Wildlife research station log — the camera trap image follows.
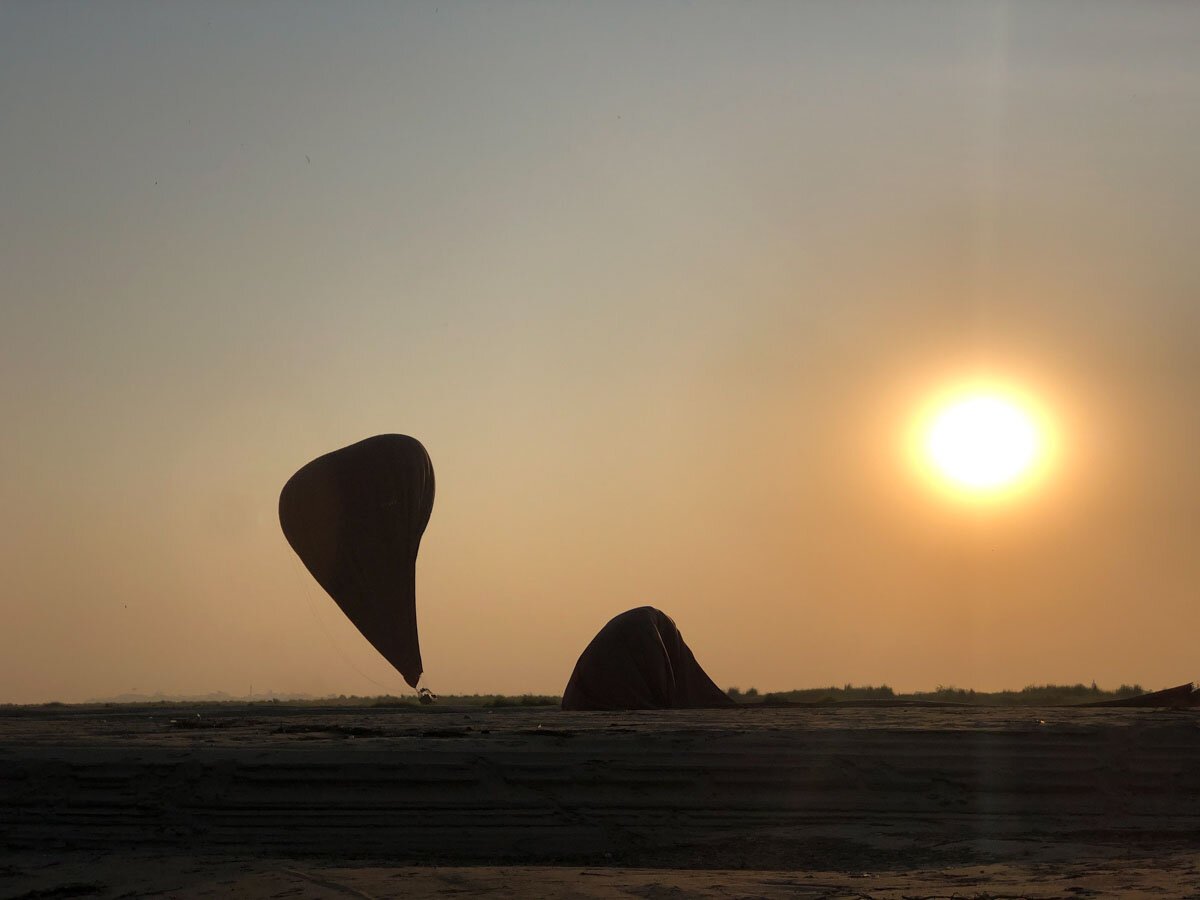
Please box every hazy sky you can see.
[3,2,1198,703]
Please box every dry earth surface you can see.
[2,704,1198,898]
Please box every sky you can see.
[2,2,1198,703]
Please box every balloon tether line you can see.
[289,560,401,696]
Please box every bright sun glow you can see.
[924,394,1042,493]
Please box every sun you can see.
[917,390,1049,496]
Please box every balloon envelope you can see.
[279,434,434,688]
[562,607,735,711]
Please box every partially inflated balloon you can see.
[562,607,734,711]
[279,435,434,688]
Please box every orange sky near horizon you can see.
[2,2,1199,703]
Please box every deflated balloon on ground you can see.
[562,607,734,711]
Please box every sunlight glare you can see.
[923,394,1043,494]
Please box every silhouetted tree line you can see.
[725,682,1147,706]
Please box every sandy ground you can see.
[2,704,1199,897]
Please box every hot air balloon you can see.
[279,434,434,688]
[562,607,734,711]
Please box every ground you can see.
[2,704,1198,897]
